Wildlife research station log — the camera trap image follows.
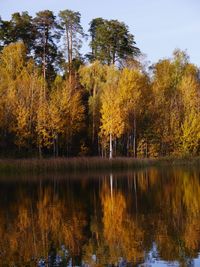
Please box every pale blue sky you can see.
[1,0,200,65]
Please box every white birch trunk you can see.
[109,133,113,159]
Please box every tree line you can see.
[0,9,199,158]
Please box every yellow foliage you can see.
[100,67,124,140]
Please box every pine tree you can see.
[88,18,140,65]
[59,9,85,81]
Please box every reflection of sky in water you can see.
[194,255,200,267]
[139,242,180,266]
[140,258,200,266]
[140,243,200,267]
[81,243,200,267]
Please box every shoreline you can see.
[0,156,199,174]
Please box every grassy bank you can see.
[0,156,200,175]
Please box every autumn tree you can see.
[11,62,43,150]
[179,66,200,154]
[151,50,189,156]
[35,92,50,157]
[119,68,150,157]
[0,42,45,154]
[0,42,27,150]
[100,67,124,158]
[48,80,85,156]
[79,61,107,153]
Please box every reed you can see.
[0,156,199,175]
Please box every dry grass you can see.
[0,156,199,175]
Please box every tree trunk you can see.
[145,138,148,158]
[133,114,137,158]
[109,133,113,159]
[39,144,42,158]
[127,134,130,157]
[53,137,56,157]
[43,28,48,97]
[56,135,59,157]
[66,27,72,83]
[69,26,73,84]
[114,138,117,157]
[92,95,96,145]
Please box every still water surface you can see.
[0,167,200,266]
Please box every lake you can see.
[0,166,200,266]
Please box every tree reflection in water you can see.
[0,167,199,266]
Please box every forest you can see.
[0,9,200,158]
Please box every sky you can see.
[0,0,200,66]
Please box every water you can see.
[0,166,200,266]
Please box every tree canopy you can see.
[88,18,140,65]
[0,9,199,158]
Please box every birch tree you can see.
[119,68,149,157]
[100,67,124,158]
[79,61,107,153]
